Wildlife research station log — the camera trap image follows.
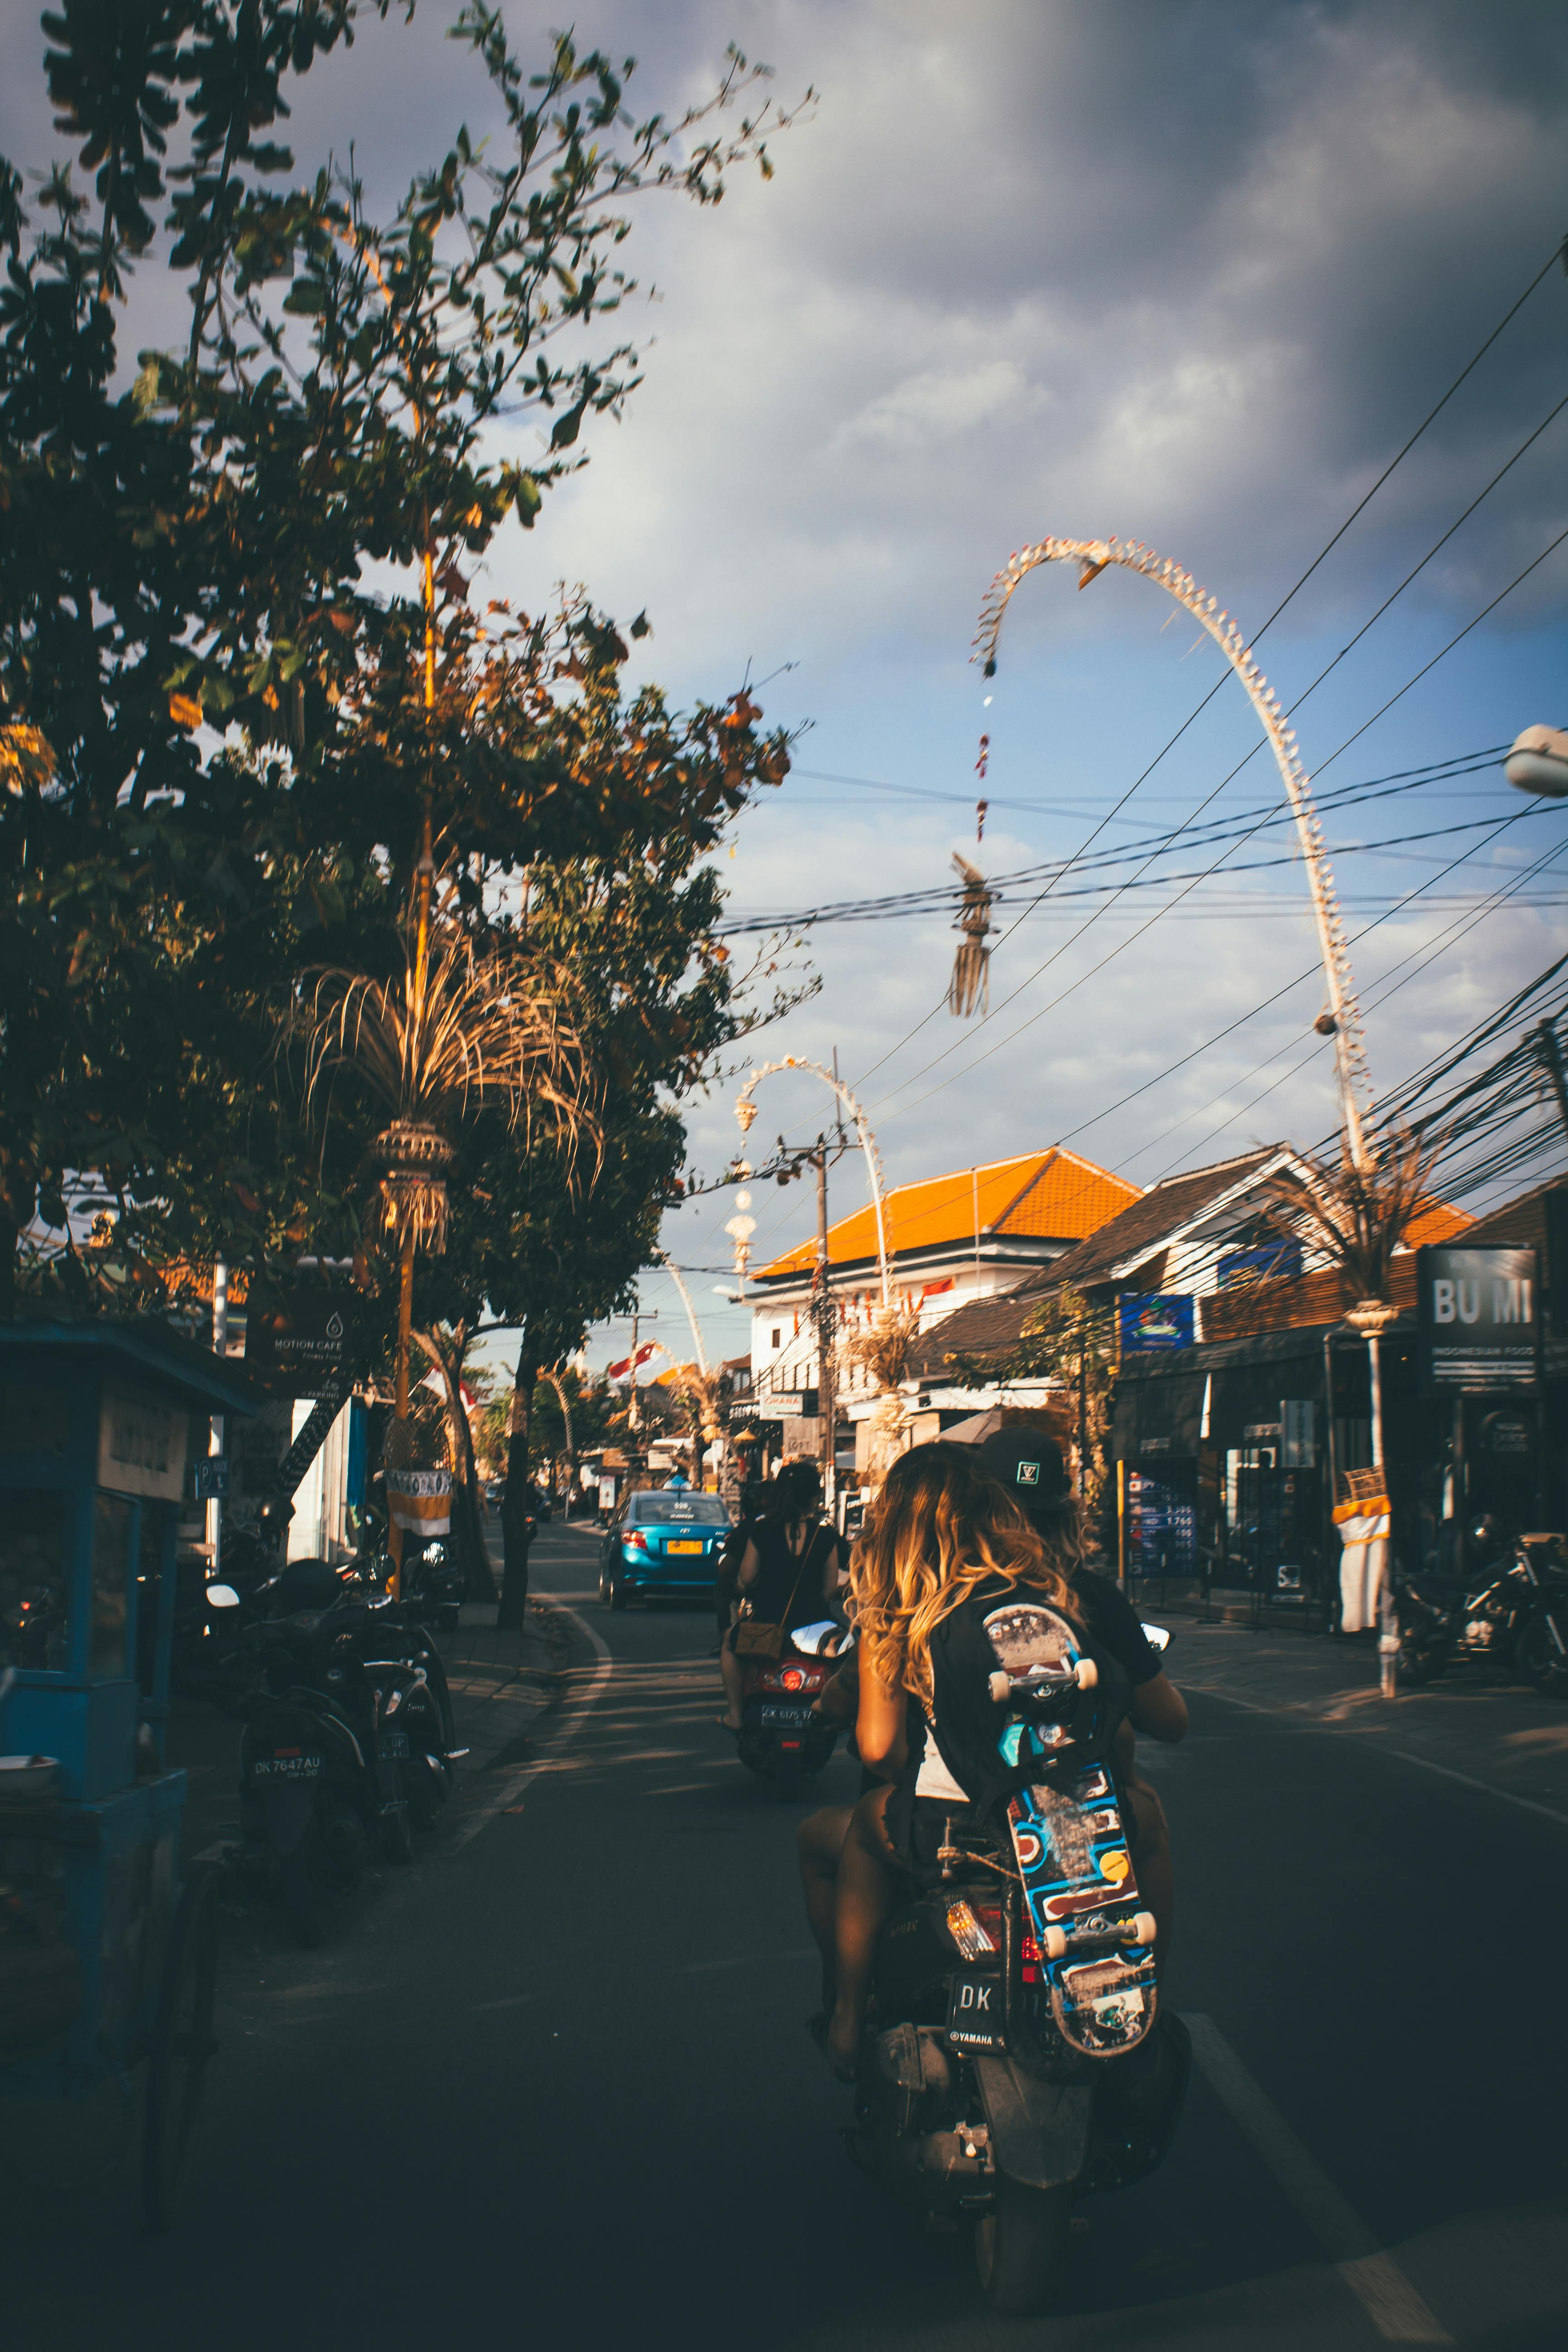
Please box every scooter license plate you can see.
[250,1753,322,1781]
[946,1971,1002,2050]
[760,1702,812,1726]
[380,1730,410,1759]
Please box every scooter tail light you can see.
[780,1666,804,1691]
[946,1901,996,1960]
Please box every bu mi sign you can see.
[1416,1245,1540,1389]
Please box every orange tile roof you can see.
[756,1149,1142,1281]
[1402,1197,1473,1249]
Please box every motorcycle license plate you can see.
[760,1702,812,1726]
[380,1730,410,1759]
[250,1753,322,1781]
[946,1971,1002,2050]
[667,1539,705,1554]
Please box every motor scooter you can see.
[843,1621,1188,2315]
[1396,1520,1568,1695]
[736,1621,846,1795]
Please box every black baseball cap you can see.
[974,1426,1071,1529]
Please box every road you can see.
[7,1519,1567,2349]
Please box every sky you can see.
[4,1,1566,1386]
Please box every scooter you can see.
[843,1622,1189,2315]
[736,1621,846,1795]
[233,1586,461,1943]
[1396,1521,1568,1695]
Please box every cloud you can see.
[4,0,1565,1322]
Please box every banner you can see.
[1118,1294,1195,1355]
[1416,1245,1539,1390]
[387,1467,452,1537]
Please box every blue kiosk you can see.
[0,1320,258,2228]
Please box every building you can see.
[745,1147,1141,1440]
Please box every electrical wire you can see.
[846,241,1568,1093]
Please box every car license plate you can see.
[667,1539,705,1554]
[250,1753,322,1781]
[380,1729,410,1759]
[946,1971,1001,2050]
[760,1702,812,1726]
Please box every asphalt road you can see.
[7,1520,1567,2349]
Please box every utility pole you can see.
[813,1137,836,1503]
[627,1303,640,1443]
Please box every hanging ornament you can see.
[949,853,995,1019]
[975,797,988,843]
[975,732,989,781]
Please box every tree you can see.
[943,1284,1117,1512]
[2,6,804,1314]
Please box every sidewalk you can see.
[170,1593,572,1866]
[441,1598,571,1777]
[1161,1611,1568,1822]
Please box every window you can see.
[627,1492,730,1525]
[770,1327,781,1350]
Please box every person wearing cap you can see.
[814,1436,1186,2078]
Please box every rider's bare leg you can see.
[827,1782,897,2073]
[797,1804,852,2009]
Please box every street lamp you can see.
[1505,725,1568,797]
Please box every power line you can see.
[864,521,1568,1125]
[848,241,1568,1093]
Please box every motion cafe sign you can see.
[1416,1245,1539,1390]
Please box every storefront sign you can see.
[245,1292,353,1395]
[1217,1242,1301,1289]
[1417,1245,1539,1390]
[1125,1466,1196,1578]
[1118,1294,1195,1355]
[98,1383,187,1501]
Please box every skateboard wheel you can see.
[988,1670,1011,1705]
[1043,1926,1068,1960]
[1131,1911,1157,1945]
[1073,1657,1098,1690]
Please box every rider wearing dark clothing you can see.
[715,1478,770,1642]
[745,1518,849,1632]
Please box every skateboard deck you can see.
[983,1601,1158,2058]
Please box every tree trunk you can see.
[412,1328,497,1604]
[498,1334,538,1629]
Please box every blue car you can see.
[598,1487,733,1608]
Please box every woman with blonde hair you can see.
[822,1439,1185,2078]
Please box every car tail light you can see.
[623,1529,647,1552]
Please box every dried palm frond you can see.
[949,853,995,1018]
[1262,1127,1443,1313]
[293,914,598,1254]
[845,1299,922,1397]
[671,1361,724,1448]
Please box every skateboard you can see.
[982,1601,1158,2058]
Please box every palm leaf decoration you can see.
[1262,1128,1441,1319]
[295,912,598,1259]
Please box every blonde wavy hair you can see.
[850,1441,1078,1710]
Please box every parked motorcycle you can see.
[736,1621,846,1795]
[235,1585,462,1942]
[843,1622,1189,2315]
[398,1537,467,1632]
[1397,1523,1568,1695]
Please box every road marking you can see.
[1185,2014,1451,2344]
[450,1599,613,1850]
[1187,1683,1568,1831]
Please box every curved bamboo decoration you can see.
[735,1058,892,1305]
[974,535,1373,1168]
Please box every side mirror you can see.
[206,1583,241,1610]
[789,1620,838,1656]
[1140,1622,1172,1654]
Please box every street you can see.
[6,1519,1567,2349]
